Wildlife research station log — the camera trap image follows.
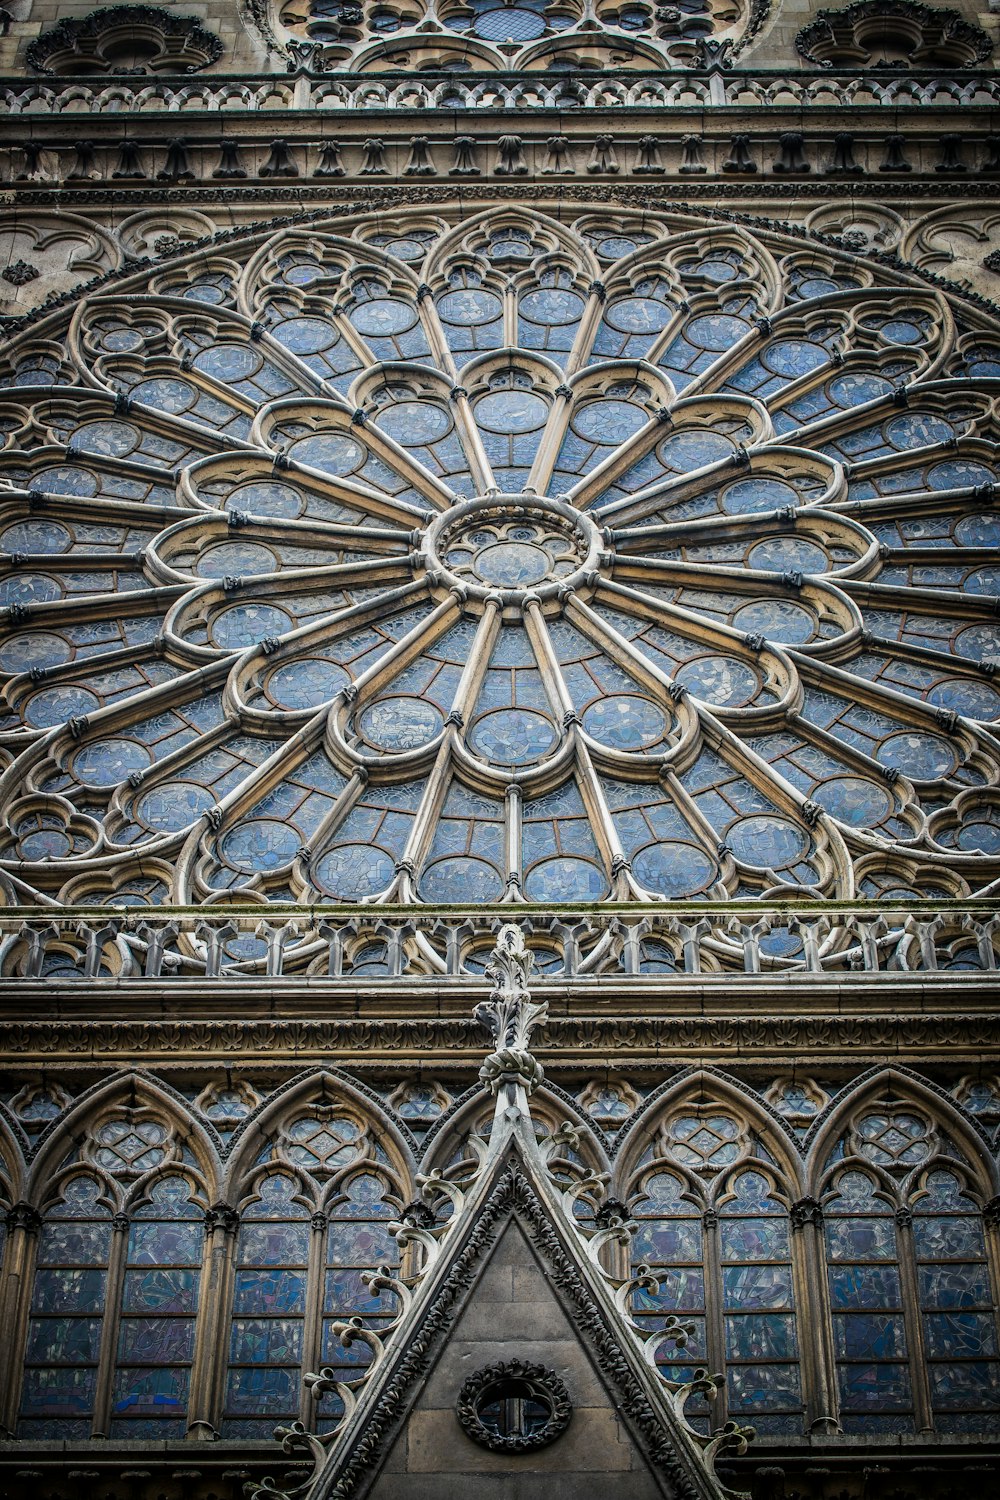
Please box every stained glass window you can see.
[3,208,999,922]
[823,1106,1000,1433]
[628,1110,802,1434]
[222,1098,404,1434]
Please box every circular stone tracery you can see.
[424,493,601,608]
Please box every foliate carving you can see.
[1,259,40,288]
[790,1196,824,1230]
[795,1,994,69]
[6,1201,42,1235]
[26,7,224,76]
[475,925,547,1096]
[456,1362,572,1453]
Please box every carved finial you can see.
[475,923,547,1096]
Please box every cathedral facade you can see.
[0,1,998,1497]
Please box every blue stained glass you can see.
[118,1317,194,1363]
[350,300,418,336]
[674,656,760,708]
[32,1268,106,1313]
[238,1221,310,1265]
[72,736,153,785]
[475,540,551,585]
[725,1314,797,1360]
[632,1268,705,1311]
[731,599,815,643]
[918,1263,992,1309]
[470,708,556,765]
[727,814,809,868]
[723,1264,794,1309]
[835,1313,906,1359]
[582,695,668,750]
[38,1219,112,1265]
[721,478,802,515]
[727,1363,801,1407]
[572,401,647,443]
[324,1269,399,1316]
[225,1365,300,1414]
[26,1317,102,1362]
[829,1264,901,1309]
[437,289,503,326]
[234,1269,308,1315]
[229,1318,303,1363]
[813,776,892,827]
[875,730,957,780]
[912,1215,985,1259]
[924,1312,998,1359]
[220,818,301,871]
[358,697,444,751]
[721,1218,790,1260]
[327,1221,399,1265]
[314,843,396,899]
[685,314,752,351]
[928,1360,1000,1406]
[419,855,503,903]
[632,841,717,898]
[20,1367,97,1415]
[122,1269,198,1314]
[825,1218,896,1260]
[523,855,610,902]
[112,1365,188,1416]
[193,344,261,381]
[475,391,548,433]
[604,298,673,334]
[839,1362,911,1408]
[128,1220,201,1265]
[632,1220,703,1261]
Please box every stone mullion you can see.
[186,1205,239,1439]
[703,1206,730,1427]
[0,1204,41,1435]
[501,287,518,349]
[562,282,607,379]
[417,293,459,384]
[565,417,666,511]
[895,1205,934,1433]
[300,1210,328,1423]
[790,1197,840,1435]
[92,1212,130,1439]
[504,782,523,901]
[448,388,494,496]
[981,1197,1000,1374]
[525,386,572,497]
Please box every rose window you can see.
[0,207,999,919]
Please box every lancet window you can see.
[821,1099,1000,1433]
[17,1104,207,1440]
[625,1104,803,1435]
[222,1092,407,1436]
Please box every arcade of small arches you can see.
[1,205,1000,921]
[0,1065,997,1443]
[271,0,748,72]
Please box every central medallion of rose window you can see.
[424,493,601,608]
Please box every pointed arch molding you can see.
[312,1157,717,1500]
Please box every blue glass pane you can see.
[225,1365,300,1415]
[912,1216,985,1259]
[20,1367,97,1416]
[632,1269,705,1312]
[835,1313,907,1359]
[230,1318,303,1363]
[727,1363,801,1409]
[233,1268,308,1315]
[838,1362,912,1410]
[632,1221,702,1261]
[38,1221,112,1265]
[723,1265,793,1309]
[929,1360,1000,1407]
[324,1269,399,1316]
[327,1222,399,1265]
[720,1218,790,1260]
[725,1313,797,1359]
[26,1317,102,1362]
[919,1263,993,1309]
[121,1268,199,1314]
[924,1312,998,1359]
[128,1221,202,1265]
[238,1222,311,1265]
[112,1365,189,1417]
[825,1218,896,1260]
[118,1317,195,1362]
[32,1268,106,1313]
[829,1265,901,1309]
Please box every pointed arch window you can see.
[627,1107,803,1434]
[222,1101,406,1438]
[822,1103,1000,1432]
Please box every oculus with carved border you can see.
[795,1,994,69]
[456,1359,573,1451]
[26,6,224,77]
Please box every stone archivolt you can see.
[25,7,225,78]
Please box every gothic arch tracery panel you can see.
[2,204,1000,963]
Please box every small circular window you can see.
[456,1361,572,1453]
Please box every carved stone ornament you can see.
[456,1360,573,1453]
[475,924,548,1095]
[795,1,994,69]
[26,6,224,76]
